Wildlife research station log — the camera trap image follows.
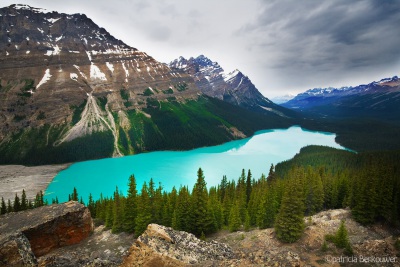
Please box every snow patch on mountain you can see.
[90,63,107,81]
[36,69,51,89]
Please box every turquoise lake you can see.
[44,126,348,203]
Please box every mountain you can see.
[169,55,294,117]
[282,76,400,122]
[0,4,293,165]
[270,94,295,104]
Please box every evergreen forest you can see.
[3,146,399,243]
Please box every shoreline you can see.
[0,163,70,202]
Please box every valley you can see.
[0,3,400,267]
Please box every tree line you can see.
[1,190,47,214]
[2,146,399,244]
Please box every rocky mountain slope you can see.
[282,76,400,123]
[0,4,293,165]
[169,55,294,117]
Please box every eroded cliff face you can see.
[0,4,199,160]
[0,201,93,267]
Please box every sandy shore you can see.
[0,164,70,202]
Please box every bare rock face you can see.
[121,224,234,266]
[0,201,93,266]
[0,233,37,267]
[0,4,199,163]
[169,55,292,117]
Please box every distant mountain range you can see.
[270,94,295,104]
[0,4,294,165]
[169,55,294,117]
[281,76,400,123]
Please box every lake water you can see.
[44,126,348,203]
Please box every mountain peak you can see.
[5,4,48,14]
[169,55,291,116]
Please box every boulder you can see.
[0,201,93,266]
[121,224,234,266]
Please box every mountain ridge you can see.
[169,55,295,118]
[0,4,294,165]
[282,76,399,109]
[281,76,400,123]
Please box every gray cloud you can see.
[240,0,400,86]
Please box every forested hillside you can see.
[19,145,394,243]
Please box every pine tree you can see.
[13,193,21,212]
[274,178,305,243]
[124,174,137,233]
[152,183,164,224]
[244,210,251,231]
[112,187,124,233]
[257,186,278,229]
[72,187,78,201]
[191,168,214,236]
[105,200,114,228]
[246,170,252,204]
[228,201,241,232]
[304,167,324,215]
[1,197,6,215]
[267,164,276,184]
[173,186,192,232]
[219,175,228,202]
[329,220,353,255]
[88,193,96,217]
[21,189,28,211]
[135,182,152,237]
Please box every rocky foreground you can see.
[1,203,399,267]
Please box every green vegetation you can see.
[325,220,353,255]
[0,96,294,165]
[1,190,47,215]
[120,89,130,101]
[13,114,26,122]
[143,88,154,96]
[71,100,87,126]
[299,117,400,152]
[97,96,108,111]
[274,175,305,243]
[17,79,35,98]
[0,125,114,165]
[174,82,188,92]
[163,88,174,94]
[120,89,132,108]
[36,111,46,120]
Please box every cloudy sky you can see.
[2,0,400,97]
